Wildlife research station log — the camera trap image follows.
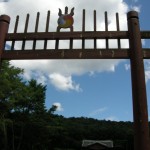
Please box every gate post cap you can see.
[0,15,10,23]
[127,11,139,20]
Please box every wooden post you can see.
[0,15,10,68]
[127,11,150,150]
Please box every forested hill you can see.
[1,111,135,150]
[0,61,139,150]
[48,115,134,149]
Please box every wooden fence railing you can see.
[1,10,150,60]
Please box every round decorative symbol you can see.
[58,15,74,28]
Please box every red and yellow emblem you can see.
[57,7,74,32]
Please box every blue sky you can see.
[1,0,150,121]
[45,60,133,121]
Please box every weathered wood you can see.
[6,31,128,40]
[11,15,19,50]
[116,13,121,49]
[33,12,40,50]
[105,12,109,49]
[2,49,129,59]
[94,10,97,49]
[44,11,50,49]
[128,11,150,150]
[82,9,85,49]
[22,14,30,50]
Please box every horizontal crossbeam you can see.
[6,31,128,40]
[141,31,150,39]
[5,31,150,41]
[2,49,150,60]
[2,49,129,59]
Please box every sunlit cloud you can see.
[105,116,119,121]
[124,64,130,71]
[53,102,64,112]
[49,73,82,92]
[130,5,141,12]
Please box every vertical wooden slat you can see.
[14,15,19,33]
[11,15,19,50]
[105,11,108,31]
[116,13,120,31]
[55,6,61,49]
[94,10,97,31]
[24,14,29,33]
[22,14,30,50]
[55,38,59,50]
[65,6,68,14]
[55,34,59,50]
[69,8,73,49]
[82,9,85,49]
[69,37,73,49]
[45,11,50,32]
[116,13,121,49]
[105,11,109,49]
[33,12,40,50]
[82,9,85,32]
[35,12,40,32]
[44,11,50,50]
[55,8,59,49]
[94,10,97,49]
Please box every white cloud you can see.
[2,0,131,91]
[105,116,119,121]
[124,64,130,71]
[11,59,123,91]
[144,60,150,83]
[130,5,141,12]
[89,71,95,77]
[20,69,48,85]
[11,59,122,76]
[36,75,47,85]
[89,107,108,117]
[142,39,146,47]
[49,73,81,92]
[145,71,150,83]
[53,102,64,112]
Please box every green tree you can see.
[13,79,46,114]
[0,61,49,150]
[0,61,24,114]
[0,61,25,150]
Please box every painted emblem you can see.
[57,7,74,32]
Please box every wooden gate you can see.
[0,8,150,150]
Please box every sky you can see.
[1,0,150,121]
